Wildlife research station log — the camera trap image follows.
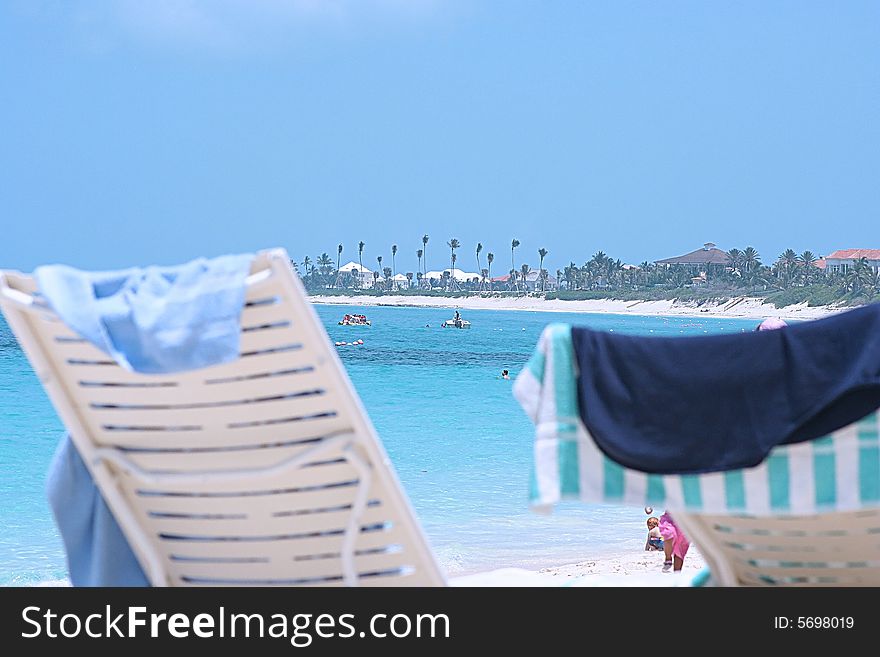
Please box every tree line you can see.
[292,240,880,305]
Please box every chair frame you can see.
[0,249,445,586]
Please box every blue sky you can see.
[0,1,877,274]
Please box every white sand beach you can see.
[311,294,845,322]
[449,548,707,586]
[538,546,705,580]
[38,550,706,587]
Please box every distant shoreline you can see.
[310,294,846,322]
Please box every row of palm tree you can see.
[304,237,551,293]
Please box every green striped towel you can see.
[513,323,880,516]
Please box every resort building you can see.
[823,249,880,275]
[522,270,558,291]
[391,273,411,289]
[489,271,557,291]
[655,242,730,269]
[424,268,482,286]
[337,261,374,288]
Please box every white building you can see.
[824,249,880,275]
[423,268,482,286]
[391,273,411,289]
[337,261,374,288]
[522,270,558,291]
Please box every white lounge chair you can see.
[0,249,445,586]
[516,323,880,586]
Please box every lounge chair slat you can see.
[114,460,363,489]
[168,550,417,584]
[718,532,879,548]
[142,502,392,536]
[137,483,361,515]
[83,390,344,429]
[56,343,325,383]
[239,300,292,328]
[177,571,422,587]
[723,543,880,561]
[735,564,878,583]
[154,524,413,561]
[90,414,351,449]
[73,368,326,406]
[45,326,312,363]
[706,511,880,532]
[114,444,362,474]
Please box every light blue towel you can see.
[37,253,254,586]
[46,438,150,586]
[35,254,254,374]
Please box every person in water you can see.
[501,369,510,380]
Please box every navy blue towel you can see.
[570,304,880,475]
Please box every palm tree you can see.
[302,255,312,280]
[537,247,548,292]
[487,252,494,291]
[406,272,413,289]
[511,239,521,291]
[358,241,365,281]
[475,242,483,286]
[447,238,460,290]
[798,250,817,285]
[520,263,531,291]
[867,268,880,297]
[742,246,759,273]
[639,261,651,286]
[845,257,871,293]
[416,248,423,281]
[564,262,578,290]
[777,248,799,288]
[391,244,398,282]
[383,267,392,290]
[336,243,343,287]
[726,248,743,274]
[317,252,333,288]
[376,255,383,279]
[798,250,817,267]
[422,234,429,277]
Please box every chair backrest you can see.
[0,249,445,586]
[672,509,880,586]
[518,322,880,586]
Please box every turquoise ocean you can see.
[0,304,760,585]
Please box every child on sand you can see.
[645,517,664,551]
[658,510,690,572]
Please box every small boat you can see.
[441,313,471,329]
[338,314,371,326]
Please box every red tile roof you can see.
[814,258,826,270]
[825,249,880,261]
